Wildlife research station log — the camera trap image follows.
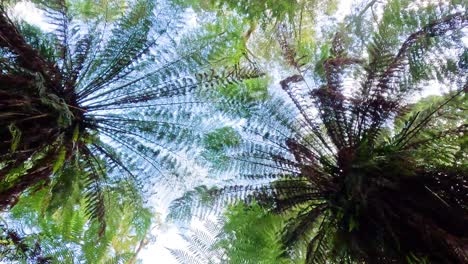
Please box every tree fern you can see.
[177,1,467,263]
[3,164,154,263]
[169,202,295,264]
[0,0,260,218]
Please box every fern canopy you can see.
[1,0,468,263]
[0,0,259,213]
[174,0,467,263]
[1,162,153,263]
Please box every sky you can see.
[7,0,467,263]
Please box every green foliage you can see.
[204,127,241,152]
[169,219,226,264]
[175,0,338,73]
[212,0,297,24]
[15,21,57,61]
[6,170,154,263]
[170,202,300,264]
[394,92,467,168]
[201,126,241,168]
[177,1,468,263]
[203,77,270,118]
[202,15,253,66]
[167,185,220,222]
[217,78,269,104]
[175,0,337,25]
[1,0,260,213]
[26,0,127,21]
[52,146,66,174]
[68,0,127,21]
[216,202,292,264]
[2,0,467,263]
[0,146,51,193]
[7,123,20,152]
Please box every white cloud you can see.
[9,1,53,31]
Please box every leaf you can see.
[348,216,358,232]
[52,147,67,174]
[72,124,80,143]
[8,123,21,152]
